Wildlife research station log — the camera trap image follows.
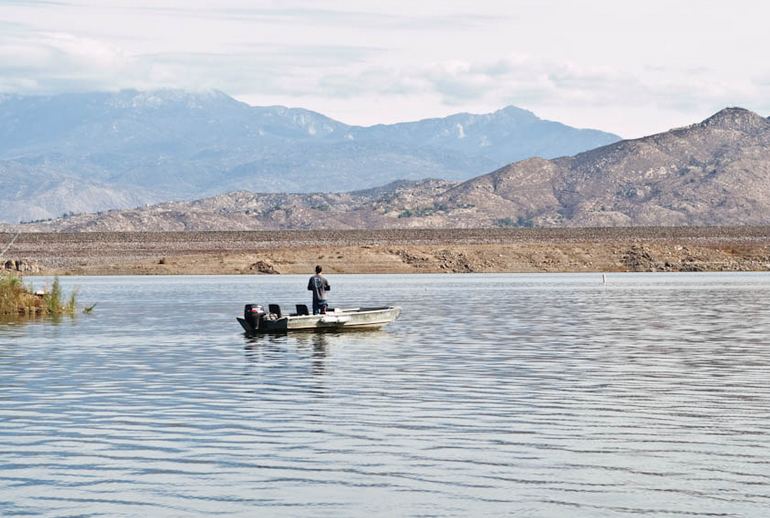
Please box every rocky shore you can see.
[3,227,770,276]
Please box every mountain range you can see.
[21,107,770,231]
[0,90,619,223]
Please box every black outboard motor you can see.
[244,304,265,332]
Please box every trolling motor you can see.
[243,304,265,333]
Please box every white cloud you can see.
[0,25,378,96]
[0,29,141,91]
[0,1,769,136]
[309,55,769,134]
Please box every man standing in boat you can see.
[308,265,331,314]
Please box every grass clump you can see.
[0,275,39,316]
[44,277,77,315]
[0,274,77,317]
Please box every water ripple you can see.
[1,273,770,516]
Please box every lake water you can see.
[1,273,769,517]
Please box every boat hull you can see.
[238,306,401,335]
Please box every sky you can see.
[1,0,769,137]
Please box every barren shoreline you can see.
[3,227,770,275]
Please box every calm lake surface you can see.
[1,273,770,517]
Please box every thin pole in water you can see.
[602,273,607,284]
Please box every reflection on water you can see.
[1,273,770,517]
[244,332,330,380]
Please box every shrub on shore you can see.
[0,274,77,317]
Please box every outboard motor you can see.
[244,304,265,332]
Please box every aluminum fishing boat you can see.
[237,303,401,335]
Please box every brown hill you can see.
[19,108,770,231]
[440,107,770,227]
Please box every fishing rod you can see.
[0,231,21,263]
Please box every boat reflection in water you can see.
[244,331,332,379]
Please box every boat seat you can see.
[296,304,309,316]
[268,304,282,318]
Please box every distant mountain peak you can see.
[0,89,622,222]
[494,105,537,118]
[106,88,234,110]
[700,107,769,132]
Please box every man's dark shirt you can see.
[307,274,330,301]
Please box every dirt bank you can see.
[2,227,770,275]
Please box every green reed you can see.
[0,274,77,317]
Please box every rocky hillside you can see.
[19,107,770,231]
[440,107,770,227]
[21,180,458,231]
[0,90,619,223]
